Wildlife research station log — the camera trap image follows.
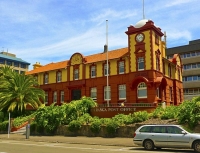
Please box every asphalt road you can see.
[0,140,194,153]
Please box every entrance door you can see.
[71,89,81,100]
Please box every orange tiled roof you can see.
[26,60,69,75]
[26,47,128,75]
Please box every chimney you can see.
[33,62,42,69]
[104,44,108,53]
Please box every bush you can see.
[105,120,119,135]
[132,111,149,122]
[177,97,200,128]
[0,121,9,131]
[68,120,82,132]
[160,106,178,120]
[90,120,101,134]
[0,112,4,122]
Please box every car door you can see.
[150,126,169,147]
[167,126,190,148]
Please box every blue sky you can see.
[0,0,199,70]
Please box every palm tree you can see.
[0,67,45,112]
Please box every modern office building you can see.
[26,19,183,107]
[0,51,30,73]
[166,39,200,100]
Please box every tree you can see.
[0,66,45,112]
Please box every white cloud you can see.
[165,0,195,7]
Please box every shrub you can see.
[132,111,149,122]
[0,112,4,122]
[177,97,200,128]
[160,106,178,120]
[105,120,119,135]
[68,120,82,132]
[90,120,101,133]
[0,121,9,131]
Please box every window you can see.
[60,91,64,103]
[14,70,19,73]
[138,82,147,98]
[168,64,171,78]
[0,59,5,64]
[156,57,160,71]
[44,73,48,84]
[14,62,19,67]
[119,61,125,74]
[104,86,111,100]
[167,126,182,134]
[34,75,38,82]
[20,64,26,68]
[178,69,180,80]
[139,126,152,132]
[45,92,48,104]
[169,87,173,101]
[74,69,79,80]
[20,71,25,74]
[157,87,160,98]
[152,126,166,133]
[53,91,57,103]
[90,87,97,100]
[119,84,126,100]
[162,62,165,75]
[91,66,96,78]
[155,34,159,44]
[7,61,12,66]
[57,71,62,82]
[138,57,144,71]
[104,63,109,76]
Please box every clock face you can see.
[136,33,144,42]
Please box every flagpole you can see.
[106,20,109,107]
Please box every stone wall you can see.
[56,124,146,138]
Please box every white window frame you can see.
[57,72,62,82]
[119,61,125,74]
[137,82,147,98]
[104,64,109,76]
[91,66,96,78]
[53,91,57,103]
[74,69,79,80]
[90,87,97,100]
[104,86,111,100]
[60,91,64,103]
[119,84,126,100]
[138,57,144,71]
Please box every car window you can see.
[139,126,152,132]
[167,126,182,134]
[151,126,166,133]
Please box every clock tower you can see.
[125,19,169,104]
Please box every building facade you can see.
[0,52,30,73]
[26,19,183,107]
[167,39,200,100]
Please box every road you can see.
[0,140,194,153]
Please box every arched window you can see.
[137,82,147,98]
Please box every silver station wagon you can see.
[133,125,200,152]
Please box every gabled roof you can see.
[26,47,128,75]
[0,53,30,64]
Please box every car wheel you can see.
[144,140,154,150]
[193,141,200,153]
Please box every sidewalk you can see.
[0,133,135,147]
